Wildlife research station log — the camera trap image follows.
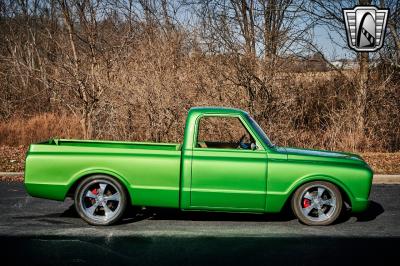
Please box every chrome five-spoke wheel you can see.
[292,181,342,225]
[75,175,127,225]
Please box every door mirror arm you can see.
[250,143,258,151]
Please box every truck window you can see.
[197,116,255,149]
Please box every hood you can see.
[277,146,366,165]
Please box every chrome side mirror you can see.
[251,143,258,150]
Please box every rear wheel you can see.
[291,181,342,226]
[74,175,127,225]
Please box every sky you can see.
[314,25,357,60]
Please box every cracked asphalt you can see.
[0,183,399,265]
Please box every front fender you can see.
[286,174,355,202]
[266,166,372,213]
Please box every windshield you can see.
[245,114,274,148]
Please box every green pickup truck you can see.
[25,107,373,226]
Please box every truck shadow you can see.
[120,200,384,225]
[340,200,384,223]
[121,206,296,224]
[14,200,384,225]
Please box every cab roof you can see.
[189,106,248,116]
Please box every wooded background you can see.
[0,0,399,152]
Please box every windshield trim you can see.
[245,114,275,148]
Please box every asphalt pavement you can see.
[0,183,399,265]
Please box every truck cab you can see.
[180,107,271,212]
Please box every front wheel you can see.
[291,181,342,226]
[74,175,127,225]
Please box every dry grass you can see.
[0,21,398,152]
[0,113,82,146]
[361,153,400,175]
[1,1,399,154]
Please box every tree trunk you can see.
[81,110,92,139]
[60,0,92,139]
[355,0,371,147]
[356,52,368,144]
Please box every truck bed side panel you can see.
[25,144,181,208]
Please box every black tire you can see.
[291,181,342,226]
[74,175,128,225]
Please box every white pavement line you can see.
[1,172,400,183]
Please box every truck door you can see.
[190,115,267,211]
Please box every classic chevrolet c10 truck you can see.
[24,107,373,226]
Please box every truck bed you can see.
[25,139,182,208]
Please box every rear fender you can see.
[66,168,132,202]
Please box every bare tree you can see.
[55,0,126,138]
[304,0,368,146]
[0,0,398,151]
[380,0,400,65]
[192,0,313,120]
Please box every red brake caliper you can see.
[90,188,98,204]
[303,198,311,208]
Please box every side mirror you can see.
[250,143,258,150]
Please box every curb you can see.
[0,172,23,176]
[1,172,400,184]
[372,175,400,184]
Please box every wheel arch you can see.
[65,169,132,203]
[284,175,354,211]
